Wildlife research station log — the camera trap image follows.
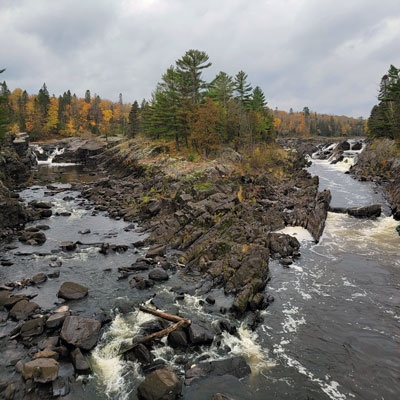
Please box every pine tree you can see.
[128,101,140,137]
[234,70,252,110]
[176,49,212,104]
[0,70,9,141]
[208,71,234,108]
[369,65,400,139]
[251,86,266,112]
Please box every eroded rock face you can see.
[60,316,101,350]
[137,368,182,400]
[0,180,30,232]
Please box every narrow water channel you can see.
[1,154,399,400]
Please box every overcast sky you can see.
[1,0,400,118]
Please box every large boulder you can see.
[22,358,59,383]
[347,204,381,218]
[60,316,101,350]
[187,320,214,345]
[137,368,182,400]
[9,299,40,321]
[18,230,47,245]
[20,317,45,337]
[57,282,88,300]
[148,268,169,282]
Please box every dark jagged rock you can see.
[71,348,91,374]
[167,329,189,348]
[187,320,214,345]
[347,204,381,218]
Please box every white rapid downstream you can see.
[257,157,399,400]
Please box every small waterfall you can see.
[31,144,76,166]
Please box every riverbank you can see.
[349,138,400,220]
[2,135,396,400]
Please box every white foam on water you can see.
[277,352,348,400]
[313,214,400,266]
[333,156,355,171]
[220,324,275,372]
[90,310,155,399]
[282,306,306,333]
[276,226,314,242]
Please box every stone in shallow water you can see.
[57,281,88,300]
[137,368,182,400]
[22,358,59,383]
[9,299,40,321]
[60,316,101,350]
[148,267,169,281]
[185,356,251,385]
[20,316,45,337]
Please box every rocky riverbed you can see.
[3,135,383,399]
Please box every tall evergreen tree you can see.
[251,86,266,112]
[234,70,252,110]
[37,83,50,117]
[176,49,212,104]
[85,90,91,104]
[368,64,400,139]
[128,100,140,137]
[0,70,9,141]
[208,71,234,108]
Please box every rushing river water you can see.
[1,156,399,400]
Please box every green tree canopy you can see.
[176,49,212,104]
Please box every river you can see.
[1,154,399,399]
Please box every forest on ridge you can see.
[0,50,382,155]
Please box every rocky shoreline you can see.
[4,135,395,399]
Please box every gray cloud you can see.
[1,0,399,117]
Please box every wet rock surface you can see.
[0,136,336,399]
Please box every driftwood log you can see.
[119,305,191,355]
